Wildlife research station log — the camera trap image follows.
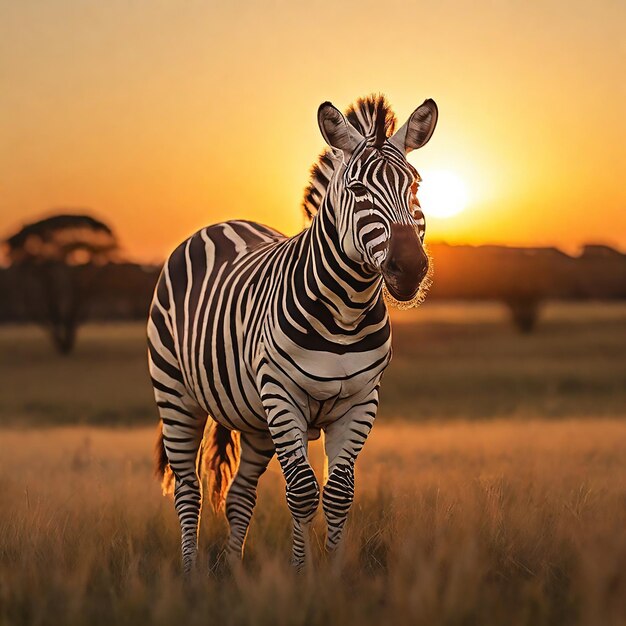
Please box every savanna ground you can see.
[1,302,625,626]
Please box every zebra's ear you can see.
[318,102,363,156]
[390,99,438,154]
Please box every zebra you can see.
[149,94,438,572]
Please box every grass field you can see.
[0,302,624,425]
[1,420,626,626]
[0,302,624,625]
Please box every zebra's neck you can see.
[298,199,386,332]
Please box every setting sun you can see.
[418,169,469,219]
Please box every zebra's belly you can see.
[210,403,268,434]
[189,360,268,434]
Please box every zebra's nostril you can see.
[386,258,401,274]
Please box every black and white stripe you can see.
[149,94,437,571]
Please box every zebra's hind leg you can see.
[157,396,208,573]
[224,431,275,567]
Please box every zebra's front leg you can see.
[322,390,378,559]
[224,431,275,567]
[259,384,319,570]
[257,364,320,571]
[281,431,319,571]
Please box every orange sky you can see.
[1,0,625,261]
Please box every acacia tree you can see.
[5,213,118,354]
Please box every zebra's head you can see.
[317,98,438,303]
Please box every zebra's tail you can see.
[201,422,241,512]
[155,422,175,495]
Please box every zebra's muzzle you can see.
[381,223,429,301]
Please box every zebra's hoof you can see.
[290,557,307,574]
[208,550,235,579]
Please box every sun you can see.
[418,169,468,219]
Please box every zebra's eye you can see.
[350,182,368,194]
[350,183,370,201]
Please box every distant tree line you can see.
[427,243,626,332]
[2,213,626,353]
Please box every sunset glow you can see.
[1,0,624,260]
[419,170,469,219]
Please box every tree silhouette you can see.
[503,296,542,334]
[5,213,118,354]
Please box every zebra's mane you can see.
[302,94,397,221]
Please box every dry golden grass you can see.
[1,420,625,626]
[0,302,624,623]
